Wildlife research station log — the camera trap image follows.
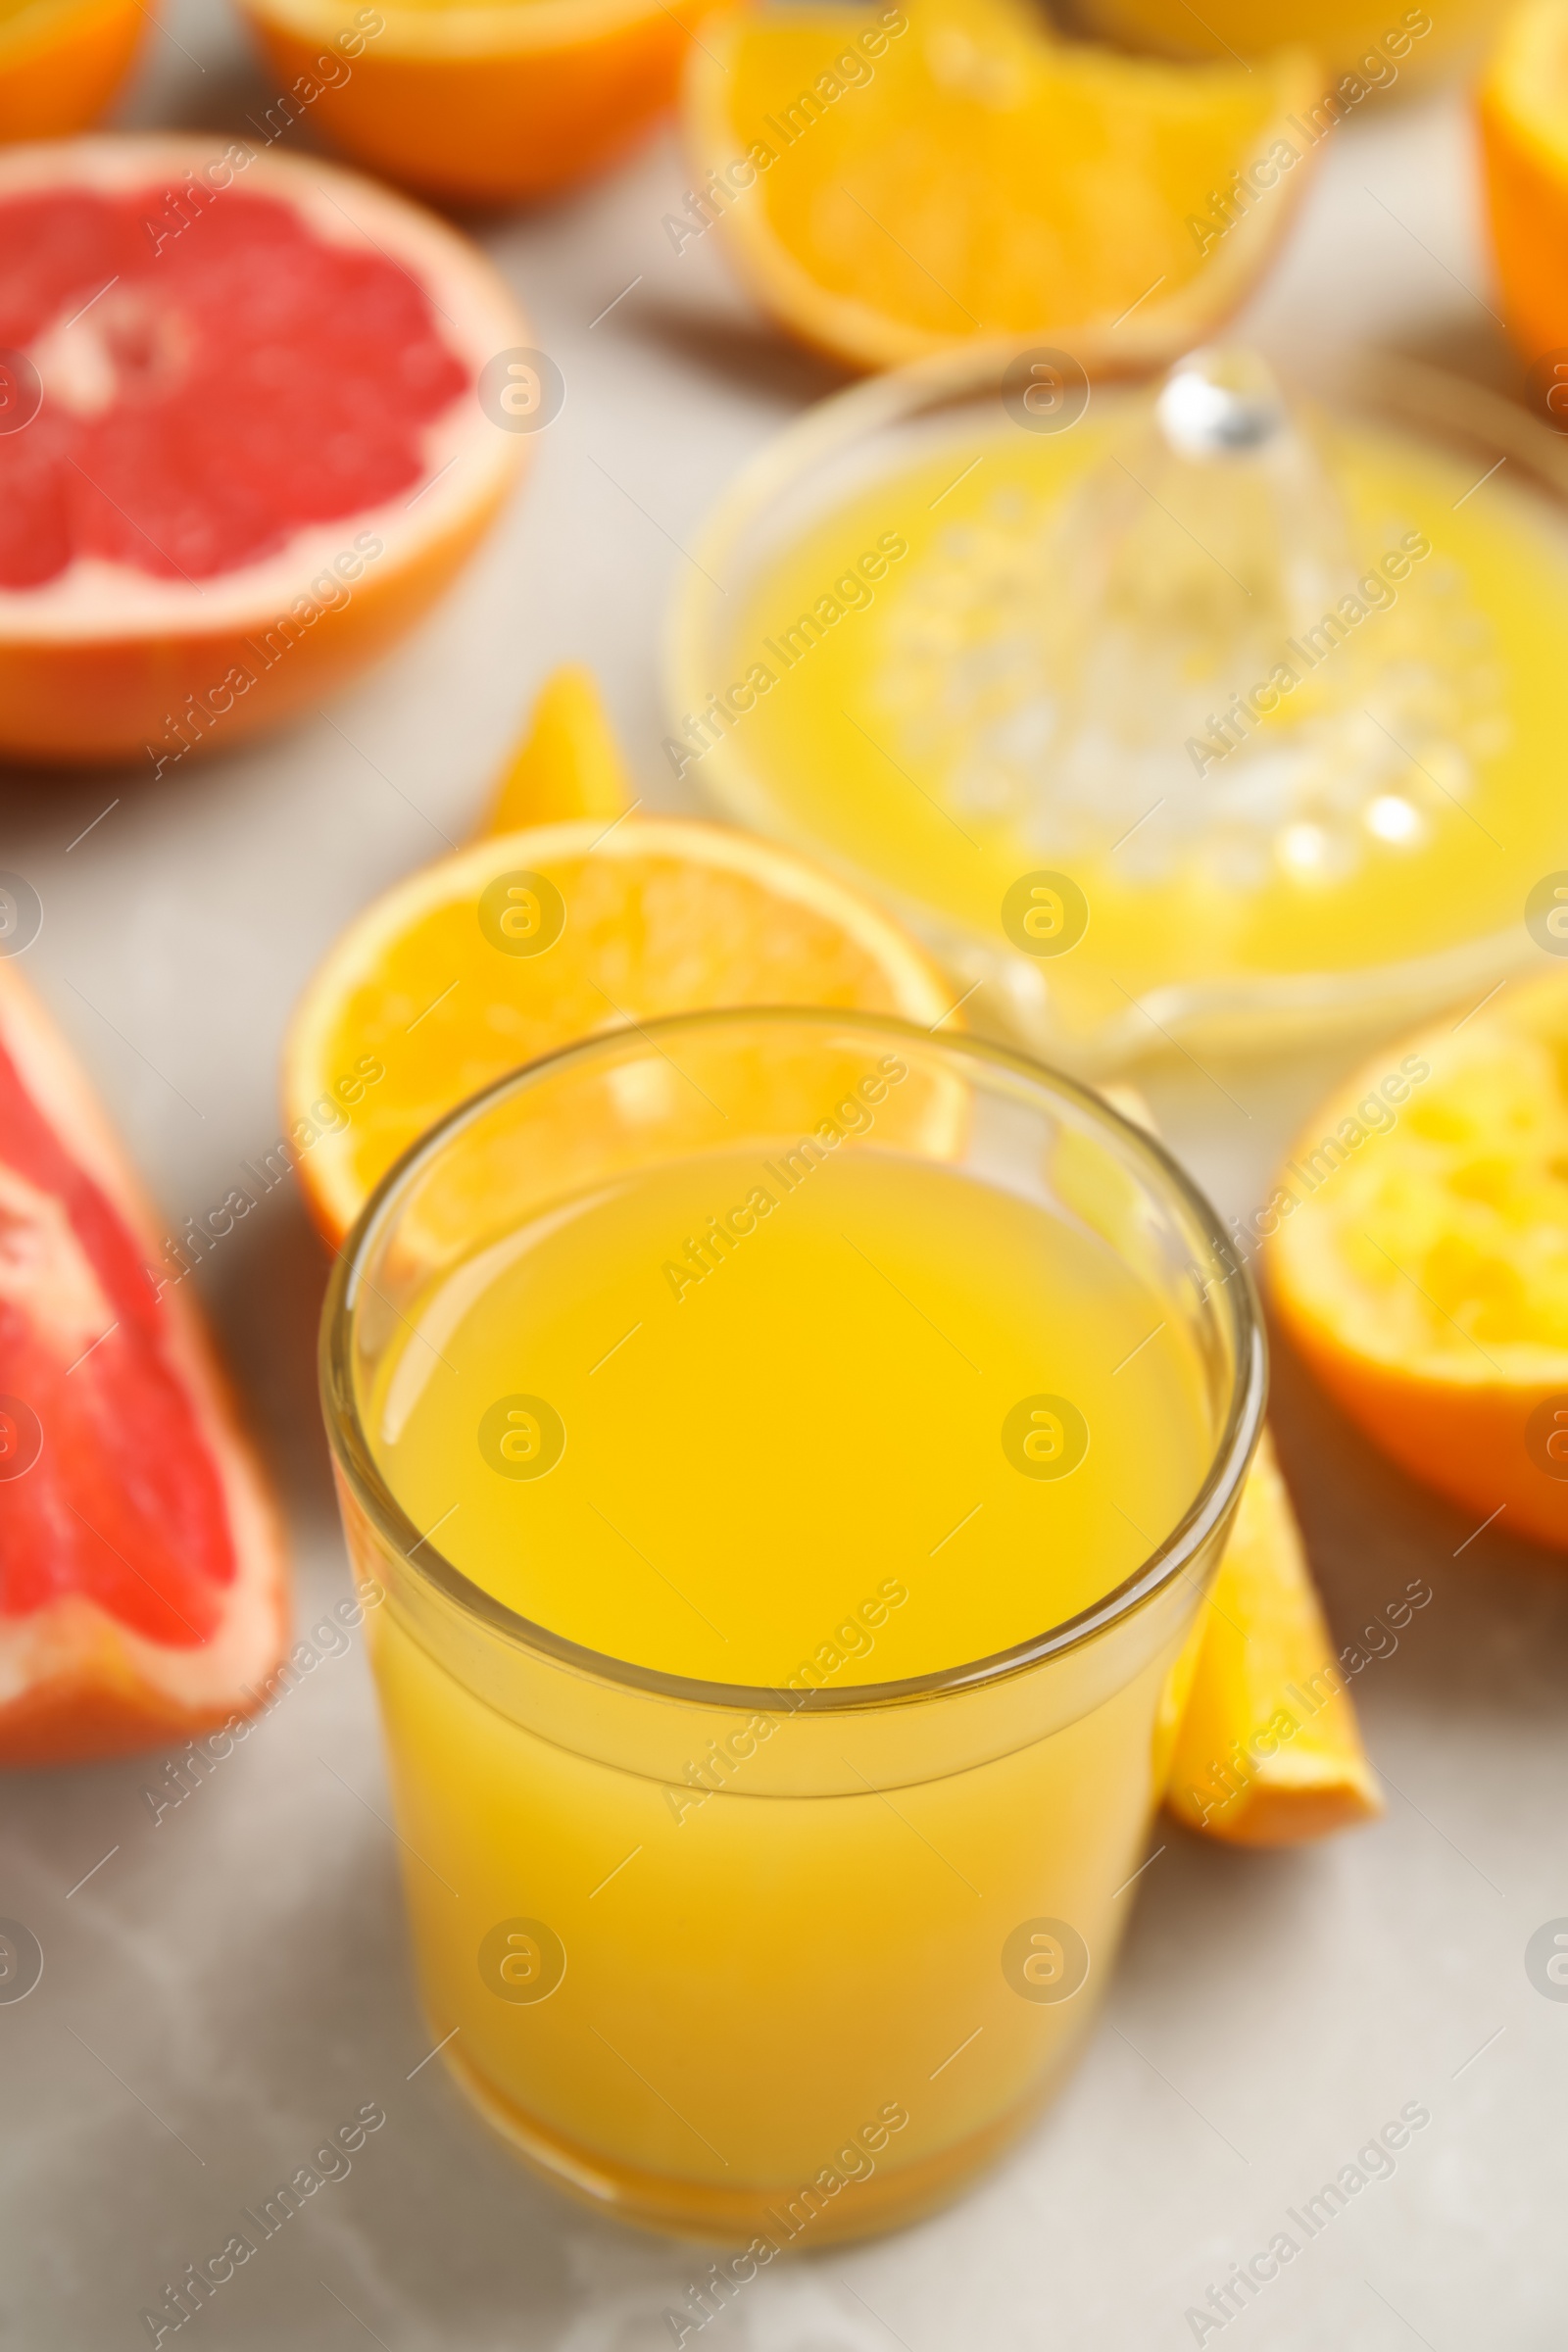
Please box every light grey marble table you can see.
[2,12,1565,2348]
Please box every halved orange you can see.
[1162,1431,1382,1844]
[1270,966,1568,1554]
[1479,0,1568,371]
[284,813,956,1244]
[0,0,149,141]
[239,0,690,205]
[681,0,1321,373]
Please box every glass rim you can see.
[320,1004,1267,1714]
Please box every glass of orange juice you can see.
[320,1007,1264,2241]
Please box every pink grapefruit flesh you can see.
[0,135,530,766]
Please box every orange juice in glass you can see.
[321,1008,1263,2239]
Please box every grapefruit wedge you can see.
[0,963,288,1764]
[0,134,529,767]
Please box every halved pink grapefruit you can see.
[0,961,289,1763]
[0,134,531,768]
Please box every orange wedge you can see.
[1098,1092,1378,1845]
[1479,0,1568,371]
[238,0,689,205]
[0,0,150,139]
[680,0,1321,373]
[1162,1432,1382,1843]
[479,663,634,835]
[1270,968,1568,1554]
[284,760,954,1243]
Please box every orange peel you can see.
[239,0,690,205]
[1479,0,1568,373]
[0,0,150,142]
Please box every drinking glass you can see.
[320,1008,1265,2241]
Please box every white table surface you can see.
[4,12,1566,2348]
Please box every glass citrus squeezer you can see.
[671,344,1568,1070]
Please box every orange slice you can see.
[1479,0,1568,372]
[1270,967,1568,1554]
[1161,1431,1382,1843]
[284,811,955,1243]
[238,0,690,205]
[681,0,1320,373]
[0,0,150,141]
